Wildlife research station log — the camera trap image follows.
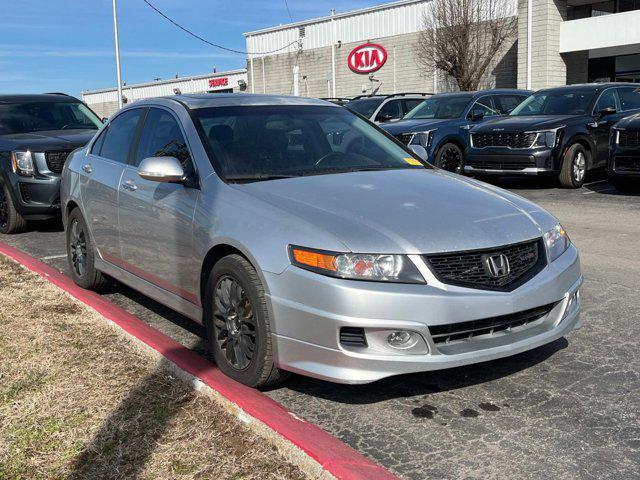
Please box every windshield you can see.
[510,89,596,116]
[194,105,427,181]
[345,98,385,118]
[0,101,102,135]
[404,95,473,120]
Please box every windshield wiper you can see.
[225,174,297,183]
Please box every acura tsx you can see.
[61,94,582,387]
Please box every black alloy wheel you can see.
[69,218,87,278]
[436,143,463,173]
[213,275,257,370]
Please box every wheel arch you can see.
[434,135,466,158]
[199,241,267,307]
[563,133,595,168]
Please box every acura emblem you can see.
[482,253,511,278]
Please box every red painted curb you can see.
[0,242,399,480]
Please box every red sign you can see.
[209,77,229,88]
[347,43,388,74]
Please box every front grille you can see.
[472,132,537,149]
[394,133,413,146]
[424,239,545,291]
[45,150,73,174]
[429,302,558,345]
[614,156,640,172]
[339,327,367,347]
[466,157,536,171]
[618,130,640,148]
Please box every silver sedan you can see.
[61,94,582,387]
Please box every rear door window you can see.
[99,109,144,163]
[494,95,527,115]
[617,87,640,112]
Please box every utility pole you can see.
[112,0,123,110]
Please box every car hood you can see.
[233,169,552,254]
[382,119,454,135]
[474,115,580,133]
[615,113,640,129]
[0,129,96,151]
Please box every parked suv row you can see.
[0,94,102,233]
[609,113,640,192]
[465,83,640,188]
[381,89,531,172]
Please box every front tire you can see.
[0,179,28,234]
[204,254,287,388]
[434,142,464,173]
[66,208,109,291]
[559,143,588,188]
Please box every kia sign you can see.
[347,43,388,74]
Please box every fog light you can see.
[387,331,419,349]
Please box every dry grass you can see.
[0,256,307,480]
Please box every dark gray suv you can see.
[0,93,102,233]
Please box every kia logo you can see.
[347,43,388,74]
[482,253,511,278]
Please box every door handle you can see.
[82,164,93,174]
[122,179,138,192]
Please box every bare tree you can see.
[416,0,518,91]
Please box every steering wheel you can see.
[315,151,348,166]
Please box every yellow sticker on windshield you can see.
[404,157,423,166]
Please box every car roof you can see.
[535,83,640,93]
[158,93,340,110]
[430,89,531,99]
[0,93,81,104]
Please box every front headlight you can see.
[529,127,563,149]
[544,224,571,262]
[11,151,35,176]
[408,129,437,149]
[289,246,425,284]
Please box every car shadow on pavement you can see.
[67,347,207,480]
[273,338,568,404]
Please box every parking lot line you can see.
[40,254,67,261]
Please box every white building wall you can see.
[82,70,247,119]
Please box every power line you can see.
[283,0,293,22]
[142,0,300,56]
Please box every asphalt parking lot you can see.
[1,177,638,480]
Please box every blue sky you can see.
[0,0,382,97]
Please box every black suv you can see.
[0,94,102,233]
[609,113,640,193]
[466,83,640,188]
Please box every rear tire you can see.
[434,143,464,173]
[0,179,28,234]
[66,208,109,291]
[611,178,640,194]
[204,254,288,388]
[559,143,588,188]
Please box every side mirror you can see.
[101,117,108,123]
[471,109,485,121]
[137,156,185,183]
[598,107,617,116]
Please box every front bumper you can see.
[608,150,640,179]
[3,154,62,220]
[265,245,582,384]
[465,147,559,176]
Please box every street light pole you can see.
[112,0,123,110]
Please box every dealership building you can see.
[82,69,247,118]
[83,0,640,116]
